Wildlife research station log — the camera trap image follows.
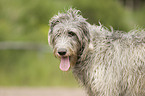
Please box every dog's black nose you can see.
[58,48,67,56]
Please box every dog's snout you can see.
[58,48,67,56]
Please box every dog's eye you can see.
[68,31,76,37]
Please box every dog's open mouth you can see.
[59,56,70,71]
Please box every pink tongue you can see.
[59,57,70,71]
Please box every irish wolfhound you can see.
[48,8,145,96]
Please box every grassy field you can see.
[0,50,77,87]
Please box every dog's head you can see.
[48,8,90,71]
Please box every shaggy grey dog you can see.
[48,8,145,96]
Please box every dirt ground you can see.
[0,87,86,96]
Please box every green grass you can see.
[0,50,77,87]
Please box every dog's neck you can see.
[73,44,93,86]
[76,44,91,65]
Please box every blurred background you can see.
[0,0,145,88]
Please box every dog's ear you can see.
[80,22,90,44]
[79,22,91,60]
[48,18,60,47]
[81,22,94,51]
[48,21,55,47]
[48,27,53,47]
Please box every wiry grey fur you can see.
[48,8,145,96]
